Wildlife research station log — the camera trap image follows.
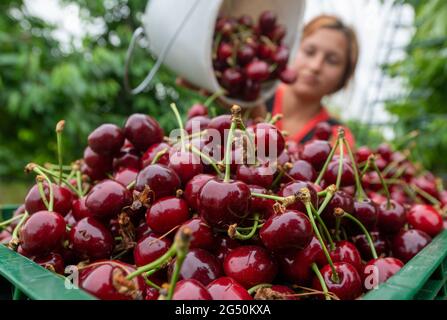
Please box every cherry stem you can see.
[334,216,342,242]
[56,120,65,185]
[311,263,331,300]
[250,192,295,208]
[317,185,336,216]
[204,89,225,108]
[126,180,136,190]
[368,155,391,209]
[0,214,25,229]
[315,139,340,186]
[311,204,335,251]
[341,211,378,259]
[268,114,282,125]
[151,148,169,165]
[342,137,368,201]
[229,214,260,240]
[11,211,29,243]
[247,283,272,295]
[170,103,186,151]
[301,190,339,283]
[189,144,223,177]
[32,167,54,212]
[37,178,50,210]
[335,139,344,190]
[235,118,257,166]
[126,245,176,280]
[167,228,192,300]
[223,106,241,183]
[32,163,82,197]
[142,273,161,291]
[76,170,84,196]
[270,163,293,190]
[411,184,441,206]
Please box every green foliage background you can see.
[0,0,205,181]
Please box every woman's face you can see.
[290,28,349,100]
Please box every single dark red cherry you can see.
[71,197,92,221]
[184,174,214,211]
[20,210,66,256]
[217,42,233,62]
[407,204,443,237]
[69,217,114,261]
[316,241,363,273]
[377,143,393,162]
[206,114,231,145]
[187,103,208,119]
[81,162,107,182]
[221,68,245,95]
[83,146,113,172]
[237,44,255,65]
[25,182,73,216]
[123,114,164,152]
[313,122,332,141]
[321,191,355,227]
[250,122,285,162]
[392,229,431,262]
[271,45,289,68]
[185,116,210,134]
[135,219,153,241]
[324,158,355,187]
[79,260,145,300]
[300,139,332,170]
[207,277,252,300]
[223,245,278,289]
[172,279,212,300]
[113,149,140,171]
[146,196,190,234]
[258,10,277,33]
[356,146,373,163]
[85,179,132,220]
[411,175,438,199]
[260,210,313,252]
[34,252,65,275]
[168,248,222,286]
[176,218,214,250]
[245,60,270,82]
[287,160,316,182]
[135,164,181,200]
[243,79,261,101]
[168,150,204,185]
[352,231,389,261]
[141,142,171,167]
[114,167,138,188]
[269,23,286,42]
[236,164,274,189]
[212,235,240,264]
[134,233,172,267]
[352,199,378,231]
[88,123,124,156]
[377,200,407,234]
[198,178,251,228]
[257,43,274,60]
[279,67,297,84]
[278,181,318,213]
[312,262,362,300]
[362,257,403,289]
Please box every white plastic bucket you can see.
[140,0,306,108]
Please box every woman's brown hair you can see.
[303,15,359,91]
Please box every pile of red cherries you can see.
[1,101,446,301]
[213,11,297,101]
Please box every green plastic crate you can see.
[1,205,447,300]
[0,205,96,300]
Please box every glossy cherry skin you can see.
[217,42,233,61]
[248,185,275,219]
[34,252,65,274]
[377,200,407,234]
[324,159,355,187]
[392,229,431,262]
[184,174,214,211]
[85,179,132,220]
[300,140,332,170]
[260,210,313,252]
[258,10,277,33]
[71,197,92,221]
[362,257,404,288]
[79,260,145,300]
[20,210,66,256]
[135,219,153,241]
[168,248,222,286]
[173,279,212,300]
[312,262,362,300]
[187,103,208,119]
[407,204,443,237]
[352,199,378,231]
[322,191,355,225]
[316,241,363,273]
[287,160,317,183]
[88,124,124,156]
[135,164,181,201]
[245,60,270,82]
[352,231,389,261]
[141,142,171,167]
[84,146,113,172]
[207,277,252,300]
[113,149,140,171]
[134,233,172,267]
[221,68,244,95]
[176,218,214,250]
[313,122,332,141]
[168,150,204,185]
[213,235,240,264]
[224,245,278,289]
[124,113,164,152]
[237,44,255,65]
[278,181,318,213]
[250,122,285,162]
[69,217,114,261]
[356,146,373,163]
[25,183,73,216]
[236,164,274,189]
[206,114,231,145]
[81,162,108,182]
[113,168,138,188]
[198,179,251,228]
[145,287,160,300]
[146,196,190,234]
[185,116,210,134]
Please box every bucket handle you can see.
[124,0,202,95]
